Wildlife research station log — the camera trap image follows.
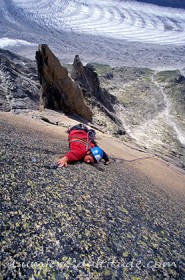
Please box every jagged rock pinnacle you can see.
[35,44,93,122]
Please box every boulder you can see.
[35,45,93,122]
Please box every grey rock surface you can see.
[0,113,185,279]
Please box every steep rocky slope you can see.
[1,112,185,280]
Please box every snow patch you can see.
[0,37,36,48]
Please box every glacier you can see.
[0,0,185,69]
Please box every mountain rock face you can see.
[1,112,185,280]
[0,49,39,112]
[0,47,185,169]
[35,45,93,122]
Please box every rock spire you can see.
[35,45,93,121]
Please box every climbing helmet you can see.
[90,147,103,162]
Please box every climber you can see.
[56,123,110,168]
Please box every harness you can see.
[69,137,88,146]
[69,134,91,151]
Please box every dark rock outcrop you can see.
[0,49,40,112]
[35,45,93,122]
